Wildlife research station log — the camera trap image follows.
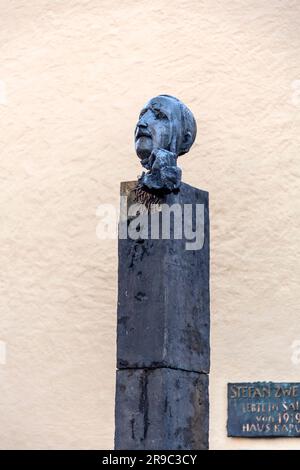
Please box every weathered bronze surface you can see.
[134,95,197,192]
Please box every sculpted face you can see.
[134,95,197,191]
[134,96,174,164]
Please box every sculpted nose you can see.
[138,115,148,128]
[138,120,147,129]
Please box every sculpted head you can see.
[134,95,197,166]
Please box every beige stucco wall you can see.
[0,0,299,449]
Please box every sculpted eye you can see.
[154,109,167,119]
[139,109,147,119]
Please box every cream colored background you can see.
[0,0,299,450]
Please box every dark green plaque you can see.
[228,382,300,437]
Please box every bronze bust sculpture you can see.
[134,95,197,192]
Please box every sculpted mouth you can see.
[136,129,152,139]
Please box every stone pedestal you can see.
[115,181,210,450]
[115,368,208,450]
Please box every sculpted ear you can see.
[180,130,193,154]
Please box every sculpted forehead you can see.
[143,96,179,116]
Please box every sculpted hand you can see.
[139,148,182,192]
[149,148,177,170]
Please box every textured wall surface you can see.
[0,0,299,449]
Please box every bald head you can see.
[135,95,197,164]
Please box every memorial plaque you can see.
[228,382,300,437]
